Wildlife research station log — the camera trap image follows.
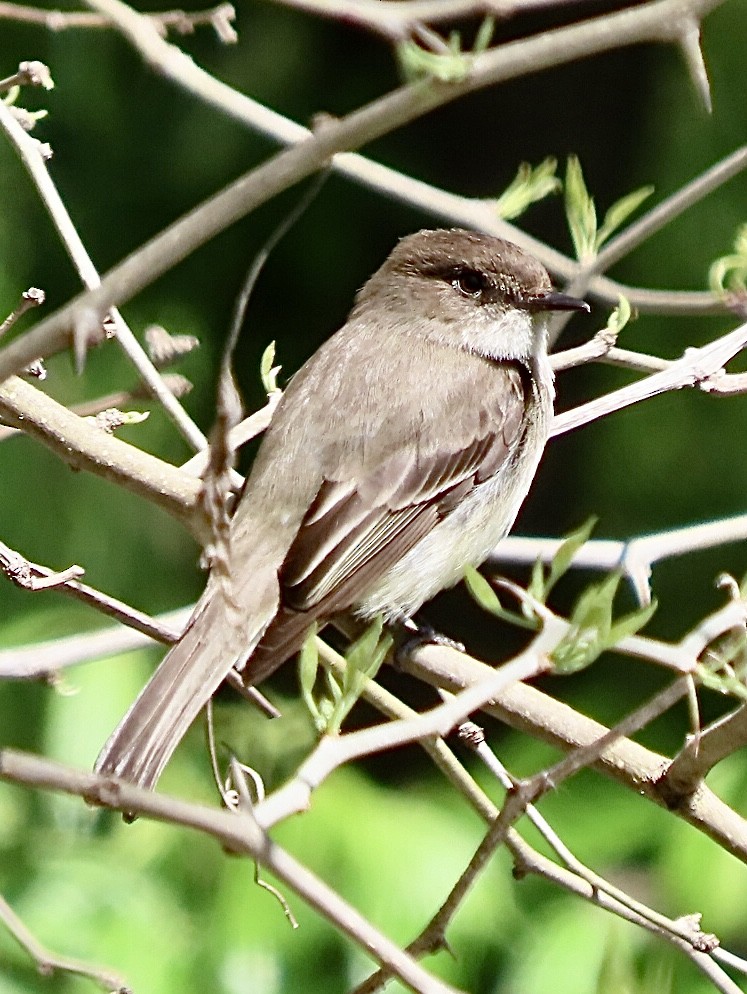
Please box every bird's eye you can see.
[452,268,489,298]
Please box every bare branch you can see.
[398,635,747,863]
[0,287,45,338]
[0,376,203,536]
[0,892,131,993]
[662,706,747,803]
[0,59,53,92]
[551,320,747,436]
[0,750,461,994]
[0,98,207,451]
[180,396,278,477]
[0,0,729,386]
[254,621,563,828]
[259,0,601,41]
[0,540,184,650]
[493,515,747,605]
[562,145,747,303]
[0,1,238,41]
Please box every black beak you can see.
[526,291,590,314]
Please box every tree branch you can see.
[0,892,131,993]
[0,0,728,383]
[0,376,203,537]
[0,95,207,452]
[0,750,461,994]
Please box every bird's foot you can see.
[394,619,465,667]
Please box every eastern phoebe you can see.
[96,228,588,790]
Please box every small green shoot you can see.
[464,566,537,630]
[397,17,494,84]
[298,623,322,730]
[495,158,562,221]
[709,223,747,295]
[260,341,282,395]
[298,618,392,735]
[696,665,747,703]
[466,521,656,675]
[473,16,495,55]
[606,295,632,337]
[528,516,598,607]
[552,572,657,674]
[565,155,654,260]
[693,605,747,699]
[466,518,598,629]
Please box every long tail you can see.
[95,577,276,791]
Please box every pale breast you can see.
[357,364,552,620]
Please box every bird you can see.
[95,228,589,791]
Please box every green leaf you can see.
[595,185,654,250]
[299,619,392,735]
[526,556,546,604]
[564,155,597,261]
[696,666,747,703]
[708,222,747,294]
[344,616,390,681]
[544,517,598,599]
[464,565,503,614]
[260,340,282,394]
[473,16,495,54]
[464,566,537,630]
[606,295,632,336]
[298,624,323,733]
[495,158,561,221]
[553,572,657,674]
[552,572,620,673]
[326,617,392,735]
[606,598,657,646]
[525,518,597,608]
[323,665,344,705]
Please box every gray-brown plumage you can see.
[95,229,588,790]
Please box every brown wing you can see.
[245,361,528,682]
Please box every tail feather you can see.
[95,575,277,791]
[241,603,317,687]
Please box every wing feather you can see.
[245,361,529,680]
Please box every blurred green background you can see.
[1,0,747,991]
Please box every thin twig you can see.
[0,287,45,338]
[255,622,563,828]
[0,97,207,452]
[551,319,747,436]
[0,374,193,442]
[354,680,735,994]
[0,750,460,994]
[562,145,747,302]
[0,1,237,41]
[398,637,747,862]
[662,706,747,802]
[0,0,729,384]
[492,514,747,606]
[319,637,736,994]
[0,540,183,649]
[0,892,131,993]
[469,738,719,952]
[180,396,278,477]
[0,375,203,536]
[261,0,600,41]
